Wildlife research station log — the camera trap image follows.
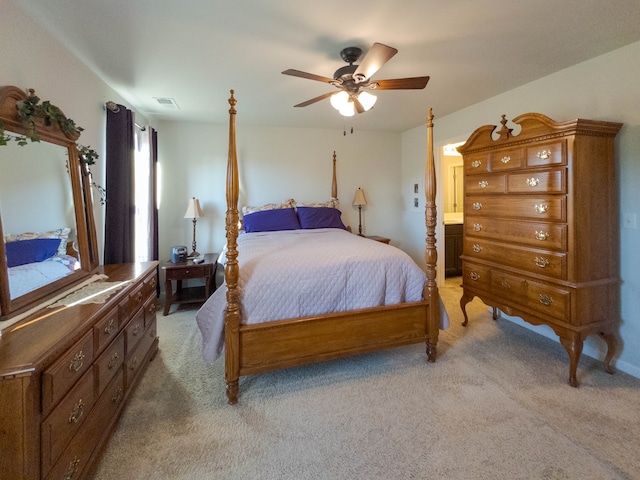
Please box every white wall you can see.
[402,41,640,379]
[0,2,153,260]
[155,119,402,263]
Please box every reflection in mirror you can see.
[0,134,80,299]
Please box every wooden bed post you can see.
[331,151,337,199]
[224,90,241,404]
[424,108,440,362]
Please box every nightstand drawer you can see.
[168,265,205,279]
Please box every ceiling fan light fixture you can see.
[339,105,355,117]
[330,91,349,110]
[357,91,377,111]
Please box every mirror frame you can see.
[0,85,99,319]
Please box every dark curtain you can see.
[104,105,135,264]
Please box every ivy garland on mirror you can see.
[0,90,106,205]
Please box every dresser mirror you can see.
[0,85,98,319]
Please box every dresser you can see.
[457,113,622,387]
[0,261,158,480]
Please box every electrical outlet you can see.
[623,213,638,229]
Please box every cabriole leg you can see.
[598,331,617,374]
[226,380,239,405]
[559,335,583,387]
[460,292,474,326]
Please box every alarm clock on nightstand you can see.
[170,245,187,263]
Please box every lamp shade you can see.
[184,197,204,218]
[353,188,367,206]
[357,91,377,111]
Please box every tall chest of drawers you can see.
[0,261,159,480]
[457,113,622,387]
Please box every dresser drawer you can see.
[125,319,157,389]
[42,330,94,414]
[465,216,567,251]
[526,280,570,321]
[489,147,525,171]
[94,306,119,355]
[464,152,489,174]
[41,369,95,476]
[45,369,125,480]
[465,173,506,194]
[143,291,157,329]
[144,271,158,297]
[461,261,492,293]
[127,281,146,317]
[464,239,567,279]
[526,140,566,167]
[490,270,527,299]
[466,195,566,221]
[125,308,145,355]
[508,168,567,194]
[95,332,125,396]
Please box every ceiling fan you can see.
[282,42,429,116]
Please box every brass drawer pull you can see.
[63,457,81,480]
[472,244,482,253]
[132,322,141,336]
[535,230,549,241]
[539,294,554,306]
[535,256,550,268]
[471,160,482,168]
[501,155,511,164]
[473,223,482,232]
[112,385,123,403]
[526,177,540,187]
[107,351,120,369]
[104,317,116,335]
[134,291,143,304]
[534,203,548,214]
[472,202,482,210]
[537,149,551,160]
[469,272,480,281]
[68,351,85,372]
[478,180,489,189]
[130,357,139,371]
[501,280,511,289]
[68,399,84,424]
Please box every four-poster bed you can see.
[197,90,443,404]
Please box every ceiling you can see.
[17,0,640,132]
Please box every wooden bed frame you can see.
[223,90,439,404]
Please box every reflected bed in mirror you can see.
[0,86,98,320]
[1,136,80,299]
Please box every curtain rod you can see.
[104,101,146,131]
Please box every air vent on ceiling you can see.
[153,97,180,110]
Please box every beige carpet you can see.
[93,278,640,479]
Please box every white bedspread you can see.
[196,228,447,363]
[8,255,76,299]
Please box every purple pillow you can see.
[243,208,301,233]
[297,206,347,230]
[5,238,61,267]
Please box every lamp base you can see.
[188,251,201,259]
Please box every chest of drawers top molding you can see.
[458,112,622,388]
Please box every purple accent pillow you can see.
[297,206,347,230]
[243,207,301,233]
[5,238,61,267]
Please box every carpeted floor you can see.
[92,278,640,479]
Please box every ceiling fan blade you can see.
[353,97,365,114]
[353,43,398,82]
[282,69,335,84]
[293,91,336,107]
[371,76,430,90]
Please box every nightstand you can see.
[366,235,391,244]
[162,253,217,315]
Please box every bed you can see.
[197,90,443,404]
